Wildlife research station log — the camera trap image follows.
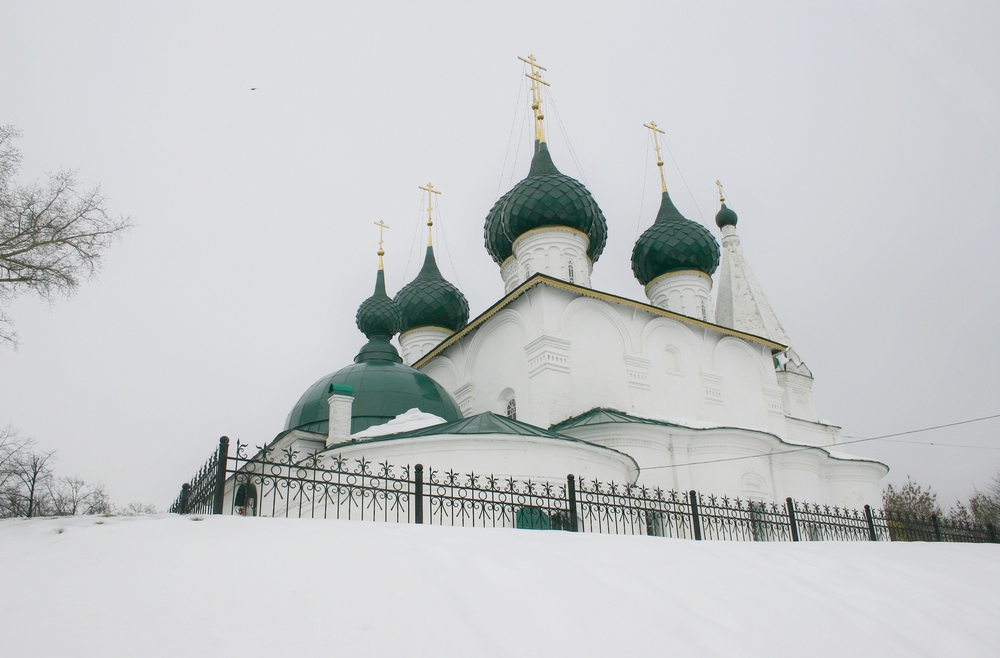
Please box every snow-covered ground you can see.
[1,514,997,657]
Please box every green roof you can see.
[284,359,463,435]
[551,408,679,431]
[631,191,720,284]
[394,246,469,333]
[484,141,607,265]
[372,411,573,440]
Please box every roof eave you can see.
[413,274,786,368]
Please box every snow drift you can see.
[0,514,997,657]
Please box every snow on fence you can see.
[170,436,999,544]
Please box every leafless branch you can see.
[0,125,133,345]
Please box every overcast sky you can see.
[1,1,998,509]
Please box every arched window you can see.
[234,482,258,517]
[506,398,517,420]
[701,301,707,320]
[567,260,575,284]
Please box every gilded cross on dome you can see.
[518,54,550,143]
[643,121,668,193]
[373,220,390,269]
[418,182,441,246]
[716,179,726,204]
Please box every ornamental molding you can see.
[524,334,571,377]
[623,353,652,391]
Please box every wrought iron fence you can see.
[170,436,1000,544]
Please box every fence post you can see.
[212,436,229,515]
[179,483,191,515]
[566,474,579,532]
[931,514,942,541]
[864,504,877,541]
[786,497,800,542]
[414,464,424,524]
[689,490,702,540]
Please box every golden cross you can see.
[418,183,442,246]
[643,121,668,193]
[715,180,726,204]
[519,54,550,142]
[373,220,390,268]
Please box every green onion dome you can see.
[484,141,608,265]
[715,202,738,228]
[631,191,721,286]
[355,268,401,340]
[484,188,515,266]
[394,246,470,334]
[284,266,463,435]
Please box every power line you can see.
[496,70,525,200]
[635,133,650,241]
[642,413,1000,471]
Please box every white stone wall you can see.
[512,226,593,288]
[500,256,521,294]
[560,421,885,508]
[417,281,886,507]
[399,326,451,366]
[326,433,638,486]
[645,270,714,322]
[422,284,783,433]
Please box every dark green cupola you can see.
[716,202,738,228]
[631,191,721,286]
[394,245,470,334]
[484,141,608,265]
[284,262,463,436]
[354,266,404,363]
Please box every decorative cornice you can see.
[413,274,786,368]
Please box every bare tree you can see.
[18,450,56,517]
[49,476,112,516]
[0,125,132,344]
[116,501,159,516]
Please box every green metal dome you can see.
[285,265,463,435]
[484,142,607,265]
[631,191,721,286]
[394,246,470,334]
[283,358,464,435]
[356,268,401,339]
[715,202,738,228]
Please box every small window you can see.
[234,482,258,517]
[701,301,707,320]
[567,260,575,283]
[506,398,517,420]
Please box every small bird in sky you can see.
[250,87,257,91]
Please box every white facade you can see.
[409,277,886,507]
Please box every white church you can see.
[270,61,887,509]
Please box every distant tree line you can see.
[0,425,156,518]
[884,474,1000,528]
